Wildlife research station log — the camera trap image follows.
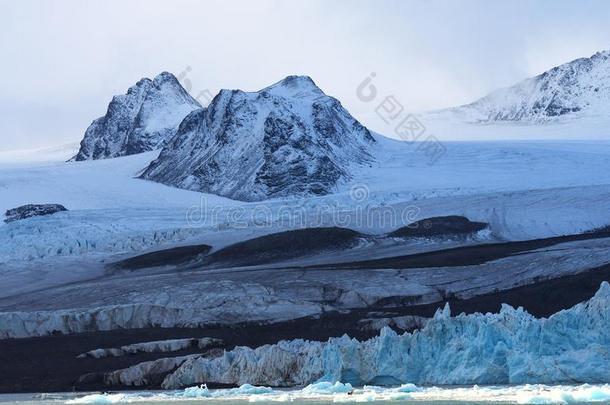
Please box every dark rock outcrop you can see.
[388,216,488,238]
[5,204,68,223]
[112,244,212,270]
[202,227,365,267]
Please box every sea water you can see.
[1,383,610,405]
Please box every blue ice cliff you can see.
[162,282,610,388]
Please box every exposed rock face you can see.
[388,216,488,238]
[77,338,223,359]
[113,244,212,270]
[448,50,610,122]
[95,355,199,387]
[73,72,201,161]
[4,204,67,223]
[202,227,365,267]
[140,75,375,201]
[357,315,428,333]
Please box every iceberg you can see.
[163,282,610,388]
[301,381,354,394]
[181,384,212,398]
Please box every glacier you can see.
[4,141,610,265]
[162,282,610,388]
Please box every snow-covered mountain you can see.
[73,72,200,161]
[140,76,375,201]
[442,50,610,123]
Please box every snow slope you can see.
[73,72,201,161]
[162,282,610,388]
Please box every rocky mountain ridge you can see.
[140,75,376,201]
[440,50,610,122]
[73,72,201,161]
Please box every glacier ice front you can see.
[163,282,610,388]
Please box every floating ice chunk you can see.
[65,383,610,403]
[302,381,354,394]
[179,383,273,398]
[66,393,129,404]
[587,387,610,402]
[225,383,274,395]
[181,384,211,397]
[394,383,421,393]
[516,384,610,404]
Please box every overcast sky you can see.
[1,0,609,150]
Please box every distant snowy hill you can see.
[141,76,376,201]
[439,51,610,123]
[73,72,201,161]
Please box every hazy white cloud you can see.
[0,0,608,149]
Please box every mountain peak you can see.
[152,71,180,86]
[263,75,324,99]
[73,72,200,161]
[274,75,317,87]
